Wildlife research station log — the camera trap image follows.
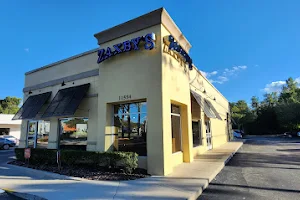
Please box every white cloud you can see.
[207,65,247,84]
[239,65,247,69]
[200,70,218,78]
[24,48,29,52]
[263,77,300,93]
[263,81,286,93]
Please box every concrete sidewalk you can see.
[0,141,242,200]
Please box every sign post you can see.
[24,148,31,167]
[57,150,61,173]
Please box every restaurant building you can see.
[15,8,232,176]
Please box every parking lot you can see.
[199,136,300,200]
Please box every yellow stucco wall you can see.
[25,52,98,87]
[95,24,164,175]
[189,68,230,150]
[20,19,230,176]
[161,25,194,175]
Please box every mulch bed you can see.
[8,160,150,181]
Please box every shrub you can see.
[14,148,138,173]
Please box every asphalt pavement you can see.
[198,136,300,200]
[0,148,23,200]
[0,148,15,164]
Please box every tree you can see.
[251,96,259,110]
[230,100,254,130]
[262,92,278,107]
[275,102,300,131]
[65,118,87,128]
[0,97,21,114]
[278,77,300,103]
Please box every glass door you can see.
[205,120,212,150]
[27,121,38,148]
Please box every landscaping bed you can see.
[9,160,149,181]
[12,148,150,181]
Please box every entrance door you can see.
[205,120,212,150]
[27,121,38,148]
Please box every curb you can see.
[3,189,47,200]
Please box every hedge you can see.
[15,148,138,173]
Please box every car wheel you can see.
[3,144,9,150]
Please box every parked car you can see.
[0,138,16,150]
[1,135,18,144]
[282,131,300,138]
[233,130,243,138]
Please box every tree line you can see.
[230,77,300,135]
[0,97,22,114]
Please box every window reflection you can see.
[37,120,50,148]
[59,118,88,150]
[27,121,36,148]
[114,102,147,156]
[192,120,202,147]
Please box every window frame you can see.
[171,104,182,153]
[113,101,148,156]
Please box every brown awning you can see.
[13,92,52,120]
[41,84,90,118]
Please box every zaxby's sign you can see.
[163,35,193,70]
[97,33,156,64]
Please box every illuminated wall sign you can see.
[163,35,193,70]
[97,33,156,64]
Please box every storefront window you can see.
[59,118,88,150]
[27,120,50,148]
[192,120,202,147]
[27,121,37,148]
[114,102,147,156]
[37,120,50,148]
[171,104,182,153]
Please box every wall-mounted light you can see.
[28,90,32,94]
[203,89,206,93]
[214,97,216,101]
[61,81,66,86]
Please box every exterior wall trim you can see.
[25,48,98,75]
[94,7,191,52]
[23,69,99,92]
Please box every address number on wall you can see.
[119,95,131,101]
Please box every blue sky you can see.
[1,0,299,103]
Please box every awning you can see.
[12,92,52,120]
[42,83,90,118]
[205,99,223,120]
[190,90,216,119]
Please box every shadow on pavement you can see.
[226,152,300,169]
[209,183,300,194]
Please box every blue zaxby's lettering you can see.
[97,33,156,64]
